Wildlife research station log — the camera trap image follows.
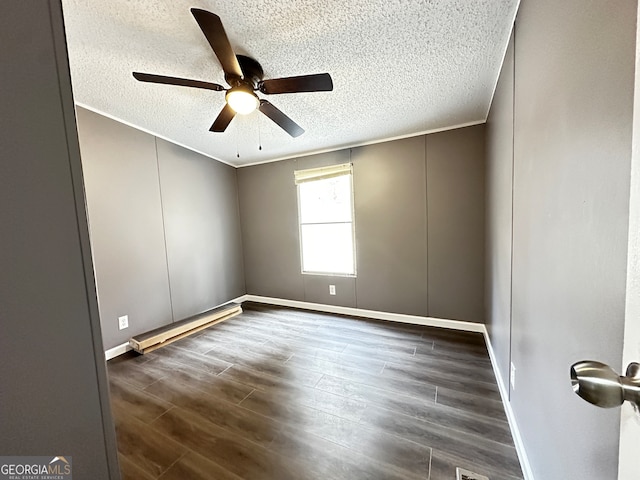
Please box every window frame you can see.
[295,164,357,277]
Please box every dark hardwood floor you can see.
[107,303,523,480]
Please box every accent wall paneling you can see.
[484,0,636,478]
[77,107,174,350]
[237,158,306,301]
[485,31,514,396]
[237,126,485,322]
[427,125,486,322]
[352,136,429,317]
[156,138,245,320]
[77,108,246,350]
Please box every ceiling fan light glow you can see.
[226,87,259,114]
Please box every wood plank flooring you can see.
[107,303,523,480]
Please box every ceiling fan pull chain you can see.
[236,126,240,158]
[258,115,262,151]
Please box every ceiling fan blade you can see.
[132,72,225,91]
[190,9,243,81]
[259,73,333,95]
[210,104,236,132]
[259,100,304,137]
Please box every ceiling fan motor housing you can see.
[235,54,264,87]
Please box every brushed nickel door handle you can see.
[570,360,640,410]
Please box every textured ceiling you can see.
[62,0,518,166]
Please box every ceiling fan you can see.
[132,8,333,138]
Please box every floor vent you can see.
[456,467,489,480]
[129,302,242,354]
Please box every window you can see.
[295,163,355,276]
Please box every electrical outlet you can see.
[118,315,129,330]
[510,362,516,390]
[329,285,336,295]
[456,467,489,480]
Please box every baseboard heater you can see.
[129,302,242,354]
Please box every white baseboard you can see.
[243,295,485,333]
[483,328,534,480]
[104,342,131,361]
[103,294,480,361]
[231,294,249,304]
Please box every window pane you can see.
[299,175,352,224]
[301,223,354,274]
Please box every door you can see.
[618,5,640,477]
[618,179,640,476]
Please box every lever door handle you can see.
[570,360,640,409]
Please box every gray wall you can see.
[0,1,119,477]
[157,139,245,320]
[77,108,174,349]
[486,32,514,392]
[485,0,636,478]
[77,108,245,350]
[427,126,485,321]
[238,157,309,301]
[238,126,485,321]
[352,137,428,316]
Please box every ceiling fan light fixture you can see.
[226,87,259,115]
